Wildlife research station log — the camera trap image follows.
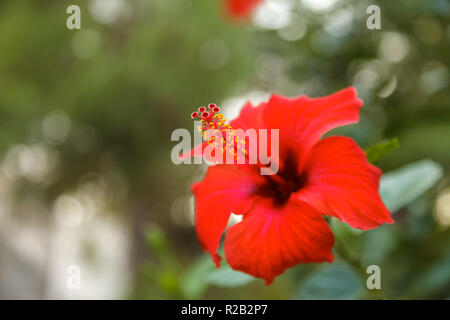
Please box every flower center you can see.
[256,151,308,207]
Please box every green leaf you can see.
[365,137,399,164]
[330,217,362,236]
[180,255,216,299]
[361,227,398,265]
[181,255,255,296]
[145,226,169,257]
[409,249,450,298]
[329,217,362,261]
[205,265,255,288]
[295,263,364,300]
[380,159,443,212]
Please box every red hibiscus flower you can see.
[224,0,263,18]
[185,87,393,284]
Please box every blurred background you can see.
[0,0,449,299]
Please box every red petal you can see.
[225,0,263,18]
[295,136,394,230]
[262,87,362,171]
[224,198,334,284]
[192,164,264,266]
[230,101,265,130]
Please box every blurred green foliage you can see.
[0,0,449,299]
[366,137,398,164]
